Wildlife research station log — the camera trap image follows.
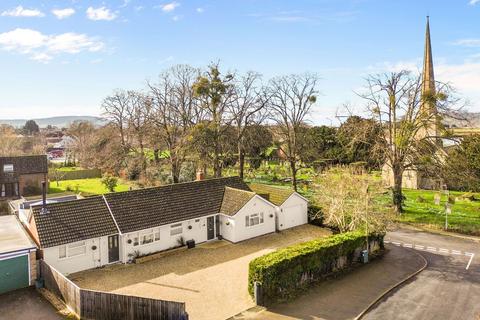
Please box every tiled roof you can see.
[248,183,295,206]
[31,196,118,248]
[104,176,251,233]
[220,187,256,216]
[0,155,48,177]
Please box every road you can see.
[364,228,480,320]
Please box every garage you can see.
[249,184,309,231]
[0,215,37,295]
[0,254,29,294]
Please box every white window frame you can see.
[3,164,13,173]
[170,223,183,236]
[58,245,66,259]
[245,212,264,227]
[58,241,86,259]
[141,232,154,245]
[154,230,160,241]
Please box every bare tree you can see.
[359,71,457,212]
[229,71,269,179]
[314,166,392,233]
[193,62,236,177]
[125,91,151,177]
[268,73,319,191]
[148,65,202,183]
[102,90,131,153]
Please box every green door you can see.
[0,255,29,294]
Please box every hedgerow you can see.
[248,231,384,304]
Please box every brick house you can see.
[0,155,48,198]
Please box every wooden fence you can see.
[40,261,187,320]
[40,261,81,316]
[48,168,102,181]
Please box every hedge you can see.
[49,168,102,181]
[248,231,384,304]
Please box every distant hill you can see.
[0,116,106,128]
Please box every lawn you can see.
[398,189,480,236]
[49,178,133,196]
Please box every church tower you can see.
[419,16,439,139]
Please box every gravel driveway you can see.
[70,225,330,320]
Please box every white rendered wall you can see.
[278,193,308,231]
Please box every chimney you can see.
[196,169,205,181]
[40,181,49,214]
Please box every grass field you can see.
[49,178,133,196]
[399,189,480,236]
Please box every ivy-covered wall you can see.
[248,231,384,305]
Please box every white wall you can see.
[219,196,276,243]
[122,217,213,262]
[43,236,110,275]
[277,193,308,231]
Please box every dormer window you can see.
[3,164,13,173]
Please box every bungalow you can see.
[24,177,308,275]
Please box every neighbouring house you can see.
[0,155,48,199]
[22,177,308,275]
[0,215,37,294]
[249,184,309,231]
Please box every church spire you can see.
[422,16,436,100]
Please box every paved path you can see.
[0,287,64,320]
[237,245,424,320]
[363,228,480,320]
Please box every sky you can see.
[0,0,479,125]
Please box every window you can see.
[133,237,139,246]
[59,245,66,259]
[245,213,264,227]
[68,241,86,257]
[3,164,13,173]
[59,242,86,258]
[170,223,183,236]
[154,230,160,241]
[142,233,154,245]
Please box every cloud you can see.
[196,8,204,13]
[160,2,180,13]
[469,0,480,5]
[0,28,104,63]
[1,6,44,17]
[52,8,75,19]
[249,10,357,24]
[452,39,480,47]
[86,7,117,21]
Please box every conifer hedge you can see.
[248,231,384,304]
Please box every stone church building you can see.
[382,17,444,190]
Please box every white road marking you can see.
[466,254,474,270]
[387,240,476,271]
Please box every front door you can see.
[108,235,119,263]
[207,216,215,240]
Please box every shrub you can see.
[248,231,384,304]
[101,174,118,193]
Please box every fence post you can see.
[254,281,264,306]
